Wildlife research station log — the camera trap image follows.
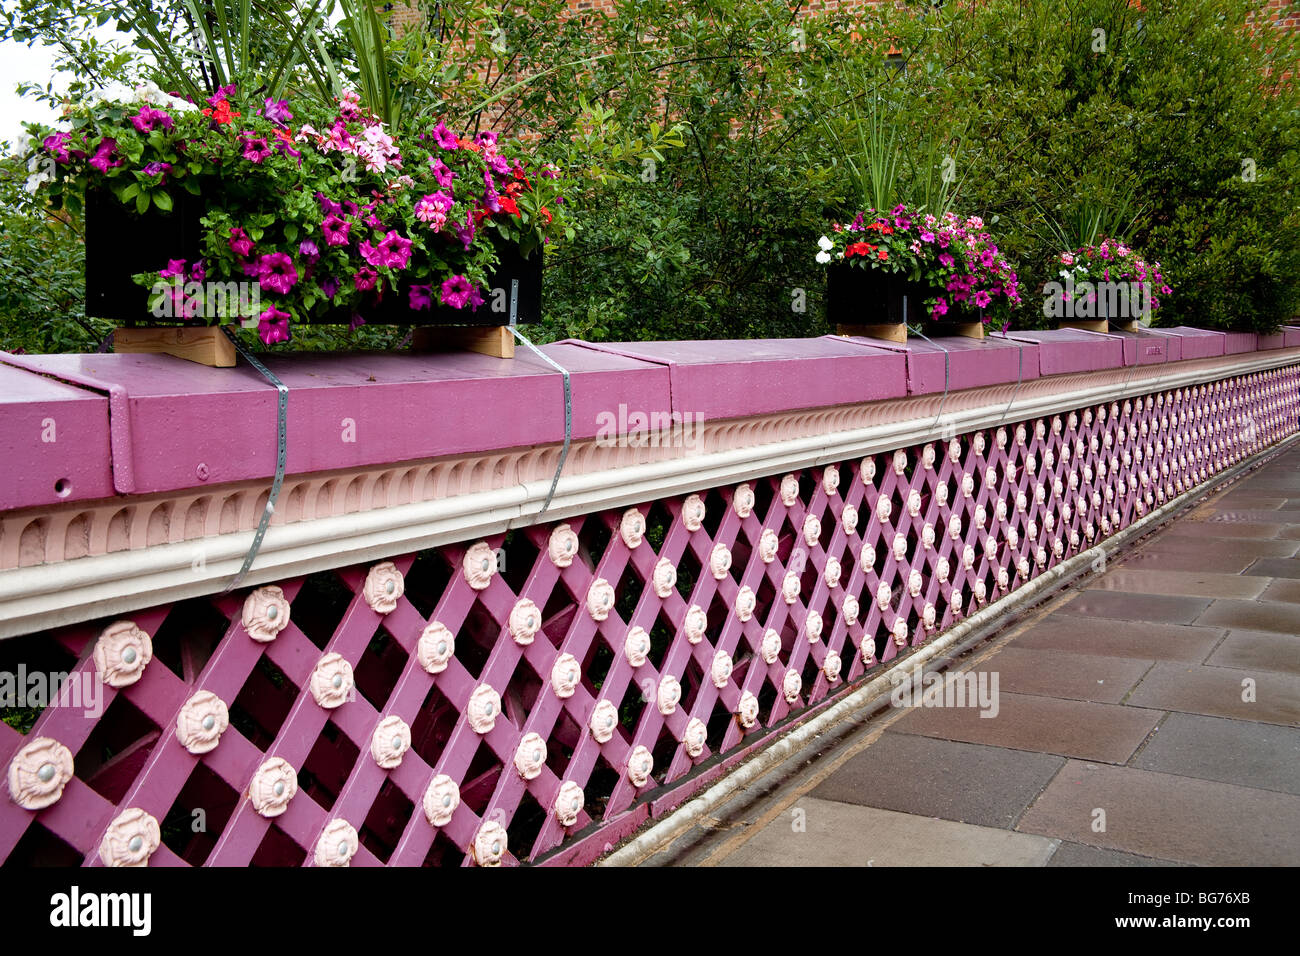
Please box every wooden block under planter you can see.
[1056,318,1110,333]
[412,325,516,359]
[836,322,908,344]
[114,326,237,367]
[928,321,986,340]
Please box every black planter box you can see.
[84,187,204,323]
[85,189,543,327]
[826,261,929,326]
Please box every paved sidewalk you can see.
[652,443,1300,867]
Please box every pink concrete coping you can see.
[0,347,672,499]
[1223,331,1261,355]
[869,333,1042,396]
[0,364,114,511]
[562,337,909,421]
[999,329,1122,377]
[1258,326,1300,350]
[1157,327,1225,360]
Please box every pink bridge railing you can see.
[1,326,1299,866]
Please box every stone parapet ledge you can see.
[2,327,1299,637]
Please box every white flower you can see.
[815,250,832,264]
[818,235,834,251]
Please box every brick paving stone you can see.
[976,645,1152,703]
[1140,534,1300,558]
[1088,568,1267,600]
[1158,521,1283,538]
[1125,661,1300,727]
[1017,760,1300,865]
[1132,713,1300,795]
[722,798,1058,867]
[1013,612,1225,663]
[1261,579,1300,602]
[1118,549,1270,574]
[1065,591,1213,625]
[1046,841,1186,867]
[1194,598,1300,634]
[1242,558,1300,579]
[1205,494,1287,510]
[1205,628,1300,677]
[810,733,1065,828]
[890,691,1162,764]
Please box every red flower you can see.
[539,207,553,224]
[845,242,874,257]
[877,249,889,261]
[201,99,240,125]
[497,194,520,216]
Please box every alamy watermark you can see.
[148,277,262,321]
[1041,276,1152,326]
[890,668,1000,718]
[594,403,707,451]
[0,666,103,719]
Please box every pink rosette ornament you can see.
[175,691,229,755]
[309,653,354,709]
[463,541,498,590]
[241,586,290,642]
[514,733,547,780]
[249,757,298,818]
[417,621,455,674]
[758,528,780,563]
[467,684,502,734]
[508,598,542,646]
[370,715,412,770]
[620,508,646,548]
[627,746,654,787]
[314,819,359,867]
[652,558,678,598]
[7,737,74,810]
[98,808,160,867]
[93,620,153,688]
[363,561,404,613]
[823,649,843,682]
[548,524,579,567]
[551,653,581,699]
[710,543,733,580]
[732,483,755,518]
[737,691,760,729]
[683,718,708,758]
[624,626,651,667]
[589,699,619,743]
[422,774,460,827]
[761,628,782,664]
[681,494,706,532]
[779,474,800,507]
[554,781,585,827]
[683,604,708,644]
[734,586,757,622]
[586,578,615,621]
[472,821,508,867]
[657,675,682,715]
[782,669,802,704]
[711,649,733,688]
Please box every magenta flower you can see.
[429,158,455,189]
[257,307,291,345]
[353,267,379,291]
[207,84,237,107]
[43,131,73,162]
[409,284,433,310]
[415,191,454,224]
[241,134,271,164]
[321,213,351,246]
[432,121,459,149]
[229,227,255,257]
[262,98,293,124]
[298,239,320,261]
[88,138,121,173]
[130,106,174,133]
[932,297,949,318]
[439,274,474,309]
[973,290,993,308]
[349,312,366,331]
[938,253,955,268]
[257,252,298,295]
[160,259,187,279]
[142,161,172,178]
[920,230,935,243]
[455,212,476,250]
[377,231,412,269]
[320,276,340,299]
